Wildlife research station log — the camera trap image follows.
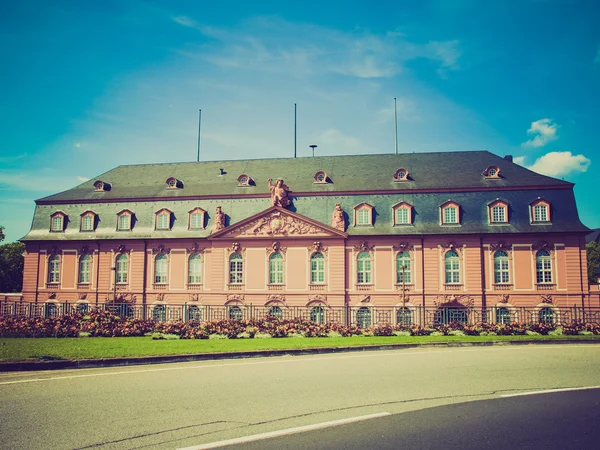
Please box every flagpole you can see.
[394,98,398,155]
[197,109,202,162]
[294,103,297,158]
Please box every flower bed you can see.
[1,310,599,338]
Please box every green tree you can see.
[587,241,600,284]
[0,241,25,293]
[0,226,5,243]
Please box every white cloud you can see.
[521,118,558,148]
[513,156,526,165]
[77,176,90,182]
[173,16,462,80]
[526,151,591,177]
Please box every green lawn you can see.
[1,334,599,362]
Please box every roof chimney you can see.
[504,155,513,162]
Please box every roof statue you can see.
[331,203,345,231]
[268,178,291,208]
[212,206,226,233]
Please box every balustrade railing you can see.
[2,298,600,328]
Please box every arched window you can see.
[356,307,372,329]
[536,250,552,283]
[496,307,511,324]
[538,307,554,324]
[188,253,202,284]
[48,255,60,284]
[153,305,166,321]
[44,302,58,318]
[229,253,243,284]
[187,305,202,322]
[154,254,168,284]
[311,252,325,284]
[116,254,128,284]
[445,250,460,284]
[396,307,413,326]
[357,252,372,284]
[396,252,411,284]
[269,252,284,284]
[229,305,242,320]
[494,250,510,284]
[268,305,283,319]
[78,254,91,284]
[310,306,325,324]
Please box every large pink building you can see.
[16,151,594,326]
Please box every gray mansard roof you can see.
[22,151,589,241]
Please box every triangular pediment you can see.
[209,206,347,239]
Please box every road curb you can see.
[1,339,599,372]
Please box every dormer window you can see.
[393,202,413,225]
[93,180,111,191]
[237,174,254,187]
[393,168,409,181]
[488,200,509,224]
[80,211,97,232]
[530,199,551,223]
[50,212,66,232]
[166,177,183,189]
[314,171,329,183]
[155,209,172,230]
[354,203,374,226]
[117,210,133,231]
[483,166,501,178]
[440,201,460,225]
[189,207,206,230]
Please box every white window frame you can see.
[357,252,372,284]
[310,252,325,284]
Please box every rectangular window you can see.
[157,214,170,230]
[118,215,130,231]
[445,260,460,283]
[443,207,458,224]
[51,216,63,231]
[82,215,93,231]
[492,206,505,223]
[311,259,325,284]
[229,260,243,284]
[357,209,370,225]
[396,208,410,225]
[357,259,372,284]
[190,213,203,229]
[533,205,547,222]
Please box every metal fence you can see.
[1,298,600,327]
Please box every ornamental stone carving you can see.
[152,244,171,255]
[331,203,345,231]
[227,294,244,303]
[114,244,131,254]
[79,245,90,255]
[499,294,510,304]
[308,294,327,303]
[308,241,328,253]
[268,178,291,208]
[541,294,553,304]
[189,293,200,302]
[393,241,413,253]
[155,293,165,302]
[234,211,332,237]
[212,206,226,233]
[267,241,287,255]
[229,242,242,253]
[353,241,374,252]
[187,242,204,254]
[490,241,512,253]
[266,294,286,303]
[440,241,464,253]
[433,294,474,308]
[533,240,554,254]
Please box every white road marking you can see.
[0,344,595,386]
[500,386,600,398]
[176,412,391,450]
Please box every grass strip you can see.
[1,334,599,362]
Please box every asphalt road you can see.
[0,344,599,449]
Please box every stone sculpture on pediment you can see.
[268,178,291,208]
[234,211,332,237]
[308,241,328,253]
[331,203,345,231]
[212,206,226,233]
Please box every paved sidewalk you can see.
[2,339,599,372]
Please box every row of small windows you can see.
[93,166,503,193]
[46,249,554,288]
[49,199,552,233]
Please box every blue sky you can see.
[1,0,599,243]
